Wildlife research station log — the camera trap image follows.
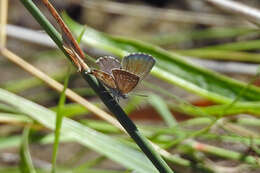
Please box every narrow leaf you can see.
[0,88,158,173]
[148,94,177,127]
[52,71,70,173]
[77,25,87,44]
[19,126,36,173]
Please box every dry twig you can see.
[205,0,260,26]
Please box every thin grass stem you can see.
[0,0,8,47]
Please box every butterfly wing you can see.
[96,56,121,74]
[122,53,156,80]
[112,69,139,95]
[92,69,117,89]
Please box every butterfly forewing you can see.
[112,69,139,94]
[96,56,121,74]
[122,53,156,80]
[92,69,117,89]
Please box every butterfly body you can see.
[91,53,156,101]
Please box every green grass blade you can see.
[80,120,120,133]
[123,96,144,114]
[50,102,102,118]
[192,39,260,51]
[52,71,70,173]
[77,25,87,44]
[62,14,260,103]
[73,156,105,173]
[50,103,90,117]
[0,167,124,173]
[0,113,32,123]
[0,103,21,114]
[1,70,67,93]
[177,49,260,62]
[145,27,257,46]
[0,88,159,173]
[148,94,177,127]
[19,126,36,173]
[0,135,21,149]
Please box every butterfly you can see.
[90,53,156,101]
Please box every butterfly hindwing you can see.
[96,56,121,74]
[92,69,117,89]
[112,69,139,94]
[122,53,155,80]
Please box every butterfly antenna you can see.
[107,96,119,104]
[101,90,111,94]
[131,93,148,97]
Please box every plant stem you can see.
[205,0,260,26]
[82,75,173,173]
[0,0,8,47]
[52,71,70,173]
[19,0,173,172]
[20,126,36,173]
[185,139,259,165]
[177,49,260,63]
[145,27,256,46]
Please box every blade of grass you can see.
[183,39,260,51]
[51,70,70,173]
[205,0,260,26]
[145,27,257,46]
[0,103,21,114]
[29,87,96,103]
[73,156,106,173]
[0,135,21,149]
[123,95,144,114]
[183,139,259,165]
[77,25,87,44]
[1,69,68,93]
[145,73,260,118]
[50,103,93,118]
[148,94,177,127]
[0,167,125,173]
[62,14,260,103]
[169,75,260,148]
[80,120,121,134]
[0,113,32,124]
[19,126,36,173]
[155,76,258,150]
[61,16,260,119]
[0,88,159,173]
[81,77,173,172]
[177,49,260,63]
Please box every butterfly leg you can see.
[84,68,92,74]
[107,96,120,104]
[115,95,120,103]
[63,46,82,72]
[99,90,111,94]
